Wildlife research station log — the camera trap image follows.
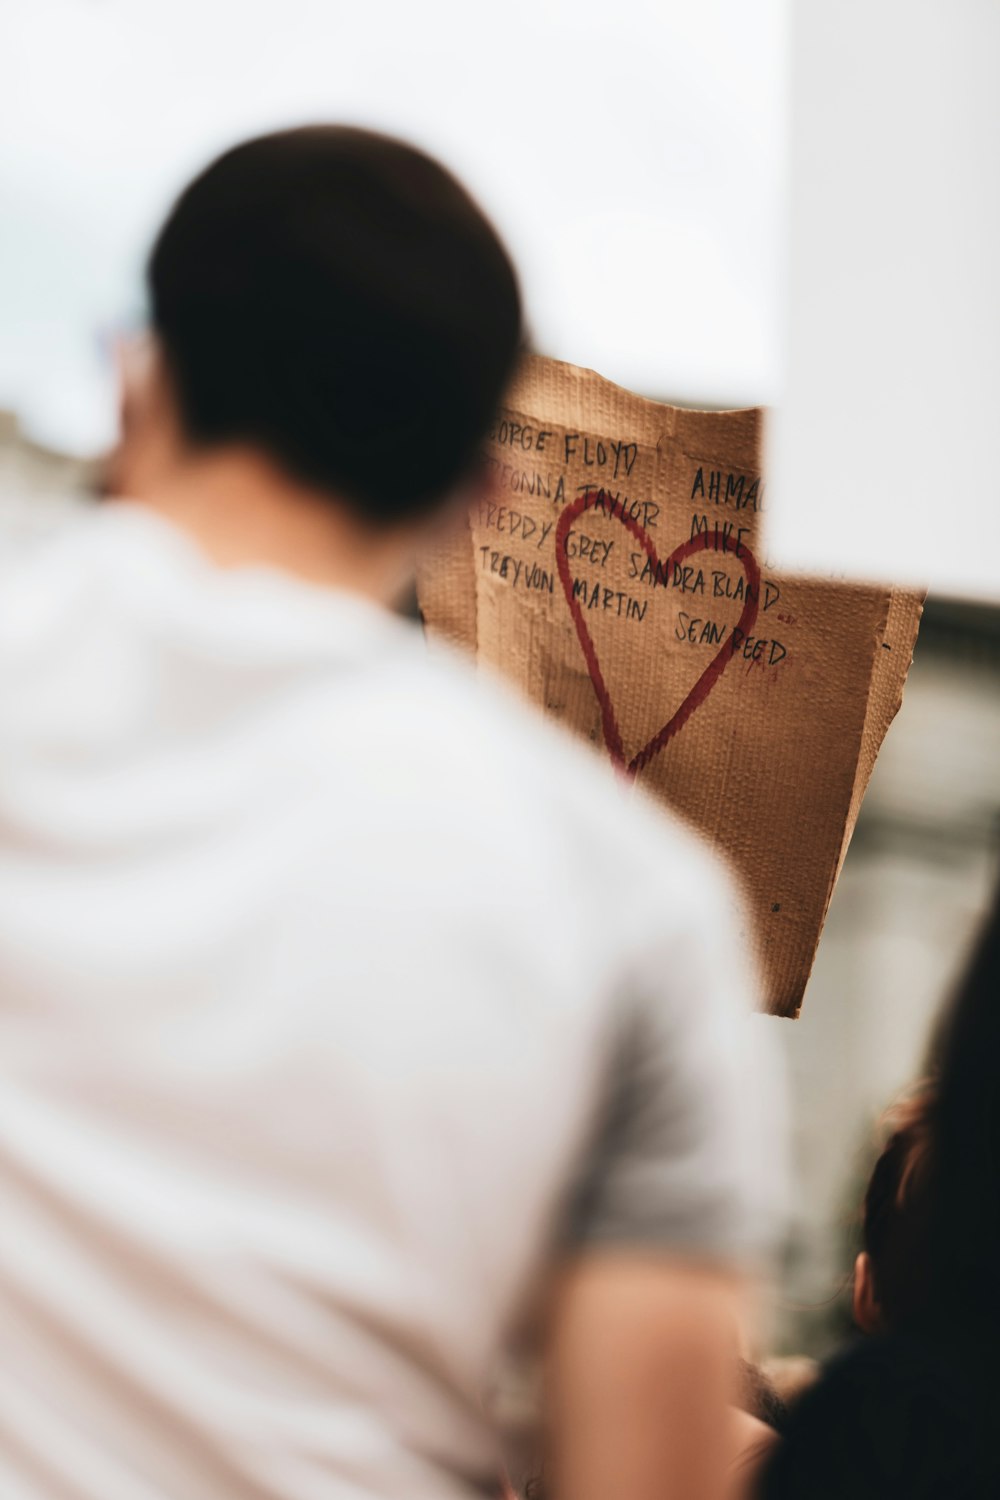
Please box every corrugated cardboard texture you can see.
[417,356,922,1017]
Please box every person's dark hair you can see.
[861,1084,936,1331]
[760,886,1000,1499]
[148,126,522,523]
[738,1358,789,1434]
[928,879,1000,1353]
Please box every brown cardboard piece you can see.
[417,356,922,1017]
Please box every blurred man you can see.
[0,127,780,1500]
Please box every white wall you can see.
[768,2,1000,602]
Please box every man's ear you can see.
[106,335,183,498]
[853,1251,884,1334]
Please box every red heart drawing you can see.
[555,490,761,777]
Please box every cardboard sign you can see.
[417,356,922,1016]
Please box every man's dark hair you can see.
[148,126,522,523]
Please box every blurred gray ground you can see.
[2,412,998,1358]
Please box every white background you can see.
[0,0,787,454]
[6,1,998,603]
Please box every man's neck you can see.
[124,447,413,606]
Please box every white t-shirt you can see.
[0,503,782,1500]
